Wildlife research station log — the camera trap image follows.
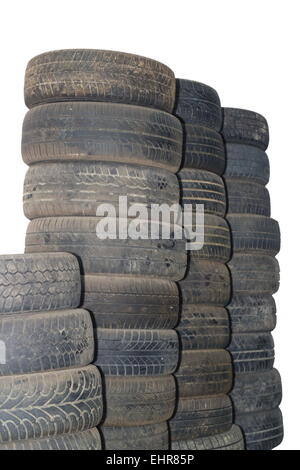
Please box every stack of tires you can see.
[222,108,283,450]
[22,50,187,450]
[170,80,244,451]
[0,253,103,450]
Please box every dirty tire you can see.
[236,408,283,450]
[175,350,233,397]
[177,305,230,350]
[22,102,182,171]
[94,328,179,376]
[172,425,244,450]
[102,422,169,450]
[82,275,179,329]
[24,49,176,112]
[181,124,225,174]
[231,369,282,414]
[224,144,270,185]
[0,366,103,443]
[180,261,231,307]
[229,333,275,373]
[226,179,271,216]
[178,169,226,217]
[175,79,222,130]
[0,253,80,314]
[170,395,233,441]
[222,108,269,150]
[228,294,277,333]
[104,376,176,426]
[228,215,280,256]
[24,162,180,219]
[0,429,102,450]
[229,254,280,295]
[25,217,187,281]
[0,309,94,376]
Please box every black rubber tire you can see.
[24,162,180,219]
[0,366,103,443]
[175,79,222,130]
[0,429,102,450]
[229,333,275,373]
[0,309,94,376]
[236,408,283,451]
[228,294,277,333]
[171,425,244,450]
[0,253,80,314]
[24,49,176,112]
[231,369,282,414]
[178,169,226,217]
[94,328,179,376]
[224,144,270,185]
[222,108,269,150]
[175,350,233,398]
[177,305,230,350]
[22,102,182,172]
[180,260,231,307]
[228,215,280,256]
[170,395,233,441]
[102,422,169,450]
[229,254,280,295]
[226,179,271,216]
[104,375,176,426]
[82,275,179,329]
[25,217,187,281]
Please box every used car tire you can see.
[224,144,270,185]
[102,422,169,450]
[171,425,244,450]
[222,108,269,150]
[226,179,271,216]
[229,333,275,373]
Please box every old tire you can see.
[171,425,244,450]
[102,422,169,450]
[229,333,275,373]
[222,108,269,150]
[236,408,283,450]
[224,144,270,185]
[228,295,277,333]
[226,179,271,216]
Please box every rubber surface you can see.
[172,425,245,450]
[226,179,271,216]
[228,294,277,333]
[229,333,275,373]
[224,144,270,185]
[102,422,169,450]
[222,108,269,150]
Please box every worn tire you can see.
[231,369,282,414]
[236,408,283,450]
[222,108,269,150]
[170,395,233,441]
[175,79,222,130]
[24,49,176,112]
[94,328,179,376]
[0,429,102,450]
[224,144,270,185]
[176,350,233,397]
[226,179,271,216]
[0,366,102,443]
[228,295,277,333]
[25,217,187,281]
[0,253,80,314]
[172,425,244,450]
[104,375,176,426]
[24,162,179,219]
[22,102,182,171]
[178,169,226,217]
[228,215,280,256]
[0,309,94,376]
[229,333,275,373]
[102,422,169,450]
[229,254,280,295]
[82,275,179,329]
[177,305,230,350]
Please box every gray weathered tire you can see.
[25,217,187,281]
[82,275,179,329]
[0,366,102,443]
[222,108,269,150]
[226,179,271,216]
[0,253,80,314]
[228,295,277,333]
[224,144,270,185]
[22,102,182,171]
[24,49,176,112]
[102,422,169,450]
[0,309,94,376]
[236,408,283,451]
[229,333,275,373]
[171,425,245,450]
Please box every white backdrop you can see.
[0,0,298,450]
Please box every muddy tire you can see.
[222,108,269,150]
[228,294,277,333]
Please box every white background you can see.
[0,0,298,450]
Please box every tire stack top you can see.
[0,253,103,450]
[23,49,187,450]
[169,79,244,450]
[222,107,283,450]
